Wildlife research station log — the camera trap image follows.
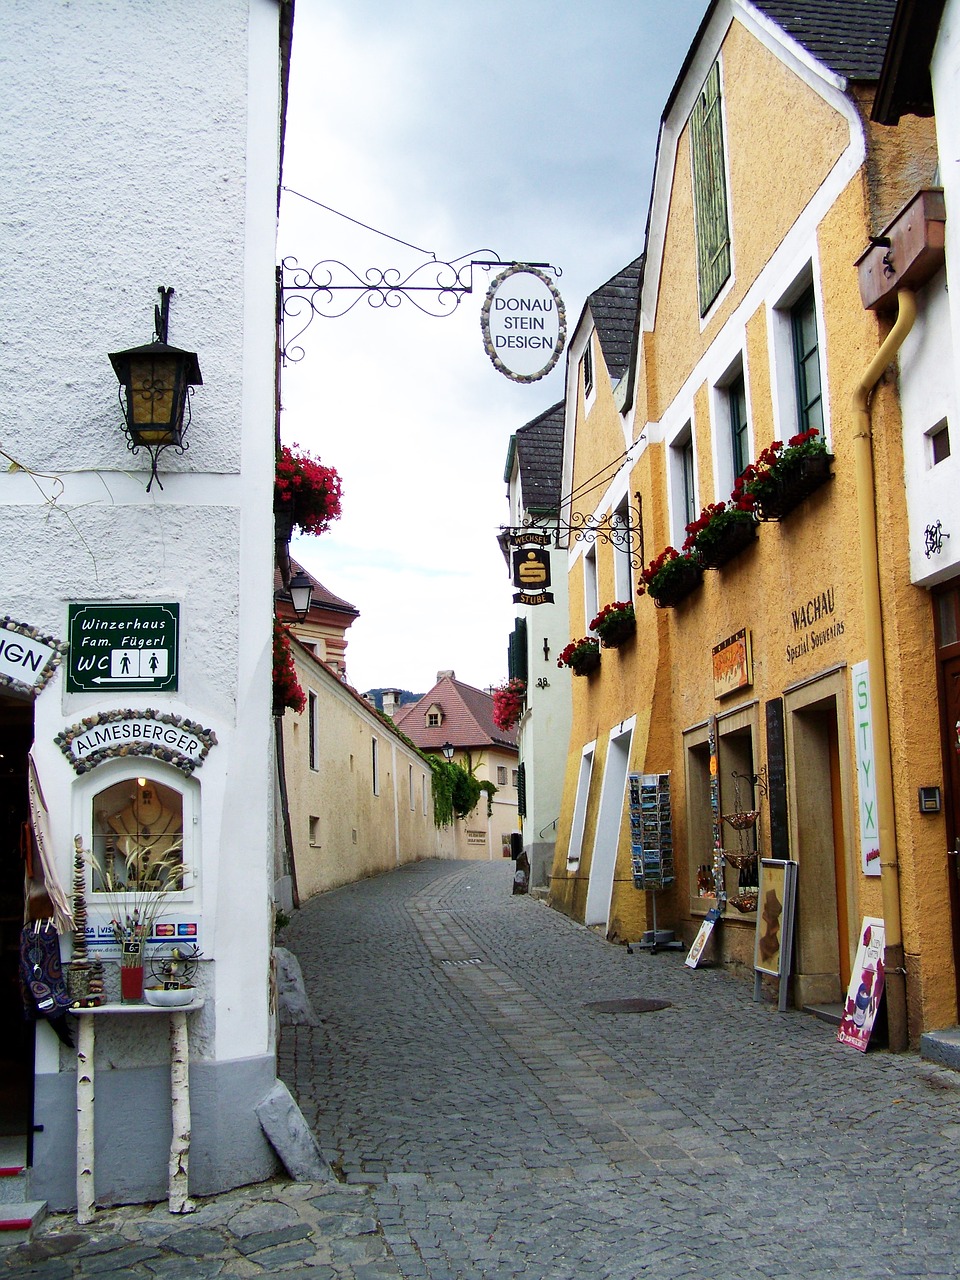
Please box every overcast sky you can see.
[279,0,709,696]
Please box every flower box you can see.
[683,500,758,571]
[571,649,601,676]
[275,443,342,538]
[638,548,703,610]
[558,637,601,677]
[754,452,834,521]
[590,601,636,649]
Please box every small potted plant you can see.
[683,499,757,570]
[492,678,526,731]
[738,428,832,521]
[557,636,601,677]
[637,547,703,608]
[273,618,306,715]
[590,601,636,648]
[274,443,343,541]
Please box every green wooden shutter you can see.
[690,62,731,316]
[516,762,527,818]
[507,618,528,683]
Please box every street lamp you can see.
[109,286,202,492]
[441,742,455,761]
[288,568,314,621]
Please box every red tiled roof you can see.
[393,674,517,754]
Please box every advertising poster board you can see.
[837,917,886,1052]
[685,908,721,968]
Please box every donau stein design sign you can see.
[481,264,566,383]
[67,603,179,692]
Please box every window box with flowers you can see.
[492,678,526,731]
[590,601,636,648]
[738,429,833,522]
[637,548,703,609]
[683,500,757,570]
[557,637,601,677]
[273,618,305,715]
[275,443,343,542]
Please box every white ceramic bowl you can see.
[143,985,196,1007]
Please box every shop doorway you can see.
[786,680,853,1006]
[0,696,35,1157]
[584,724,633,930]
[934,584,960,1012]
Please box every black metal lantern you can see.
[441,741,455,761]
[288,568,314,621]
[109,286,202,491]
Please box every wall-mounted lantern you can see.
[109,286,202,491]
[288,568,314,621]
[441,742,455,761]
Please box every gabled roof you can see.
[515,402,564,514]
[586,256,644,380]
[393,673,518,753]
[751,0,897,83]
[274,559,360,618]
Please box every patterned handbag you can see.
[19,919,74,1020]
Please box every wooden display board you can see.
[752,859,798,1011]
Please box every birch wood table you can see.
[73,999,204,1224]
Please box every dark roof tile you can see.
[587,256,643,379]
[752,0,897,82]
[515,402,564,514]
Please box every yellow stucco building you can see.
[550,0,949,1043]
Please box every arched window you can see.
[91,776,186,895]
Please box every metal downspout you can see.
[851,287,916,1052]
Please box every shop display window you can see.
[91,776,186,894]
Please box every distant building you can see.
[394,672,519,861]
[275,560,359,680]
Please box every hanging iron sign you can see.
[481,264,566,383]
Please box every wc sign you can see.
[66,603,179,692]
[481,264,566,383]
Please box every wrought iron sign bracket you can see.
[501,493,645,571]
[279,253,562,364]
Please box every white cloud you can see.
[279,0,708,694]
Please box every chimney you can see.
[381,689,403,717]
[437,670,455,681]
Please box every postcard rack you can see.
[629,772,682,952]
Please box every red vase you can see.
[120,965,144,1003]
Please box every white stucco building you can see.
[1,0,292,1211]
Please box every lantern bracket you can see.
[500,494,645,571]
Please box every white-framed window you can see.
[581,334,595,406]
[584,544,599,628]
[497,766,508,786]
[512,769,519,789]
[612,495,633,603]
[669,420,698,545]
[770,266,829,445]
[80,763,198,932]
[308,690,319,772]
[712,354,750,500]
[422,773,428,814]
[409,764,415,810]
[309,815,320,847]
[567,743,596,868]
[929,418,951,466]
[371,737,380,796]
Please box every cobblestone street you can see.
[6,858,960,1278]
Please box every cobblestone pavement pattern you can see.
[5,859,960,1279]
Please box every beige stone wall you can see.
[284,652,438,900]
[436,745,520,862]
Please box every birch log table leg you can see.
[168,1009,195,1213]
[76,1015,96,1225]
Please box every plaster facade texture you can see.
[2,0,286,1206]
[550,5,953,1038]
[284,644,439,901]
[435,746,520,863]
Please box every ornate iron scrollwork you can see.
[279,253,561,364]
[924,520,950,558]
[502,494,645,571]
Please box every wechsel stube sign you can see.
[67,603,179,692]
[481,264,566,383]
